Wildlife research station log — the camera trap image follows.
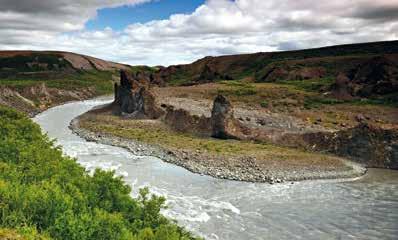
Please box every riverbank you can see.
[70,109,367,183]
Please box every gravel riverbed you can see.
[69,117,367,183]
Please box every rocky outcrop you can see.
[299,124,398,169]
[197,64,233,83]
[329,73,354,100]
[210,95,249,139]
[259,66,326,82]
[288,67,326,80]
[163,105,211,136]
[327,55,398,99]
[114,70,164,118]
[349,55,398,96]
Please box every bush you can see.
[260,100,269,108]
[0,105,200,240]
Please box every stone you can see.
[210,95,248,139]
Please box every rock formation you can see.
[349,55,398,96]
[287,67,326,80]
[197,64,233,83]
[210,95,248,139]
[259,66,326,82]
[114,70,164,119]
[327,55,398,99]
[301,123,398,169]
[330,73,354,100]
[163,105,211,136]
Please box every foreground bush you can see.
[0,106,200,240]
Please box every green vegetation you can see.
[167,70,193,86]
[218,81,257,96]
[0,106,200,240]
[129,66,159,74]
[280,77,335,92]
[0,70,115,95]
[0,54,69,73]
[260,100,269,108]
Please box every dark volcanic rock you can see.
[114,70,164,118]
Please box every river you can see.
[33,98,398,240]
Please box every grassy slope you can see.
[0,105,200,240]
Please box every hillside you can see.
[0,51,131,115]
[142,41,398,100]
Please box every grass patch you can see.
[218,81,257,97]
[280,77,335,92]
[304,96,344,109]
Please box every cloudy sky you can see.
[0,0,397,66]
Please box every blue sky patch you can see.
[86,0,204,31]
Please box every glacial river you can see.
[33,98,398,240]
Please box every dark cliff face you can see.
[301,124,398,169]
[350,55,398,96]
[328,55,398,99]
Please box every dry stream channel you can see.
[33,98,398,240]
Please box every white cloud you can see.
[0,0,397,66]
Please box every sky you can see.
[0,0,397,66]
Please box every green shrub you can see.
[0,106,200,240]
[260,100,269,108]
